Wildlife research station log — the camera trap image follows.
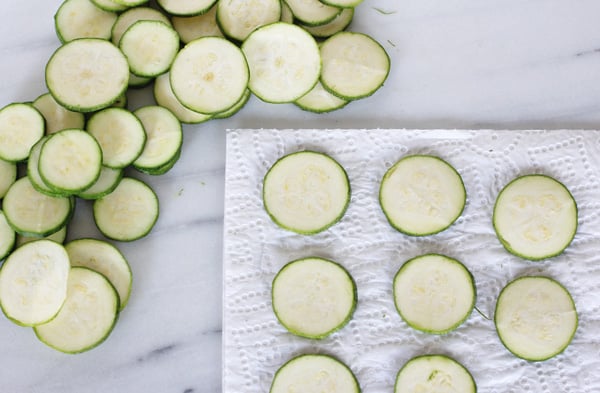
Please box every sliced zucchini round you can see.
[153,73,213,124]
[157,0,217,16]
[3,177,72,237]
[0,240,70,326]
[493,174,577,260]
[170,36,249,114]
[87,107,147,169]
[216,0,281,42]
[119,20,180,78]
[112,0,148,6]
[45,38,129,113]
[111,6,172,46]
[34,267,119,354]
[494,276,578,361]
[284,0,342,26]
[16,225,68,248]
[394,354,476,393]
[379,155,466,236]
[393,253,475,334]
[171,5,224,44]
[91,0,129,12]
[295,81,348,113]
[93,177,159,241]
[0,210,16,261]
[272,257,356,339]
[54,0,118,43]
[132,105,183,172]
[212,89,251,119]
[38,129,103,194]
[32,93,86,135]
[65,238,132,310]
[0,158,17,198]
[279,1,294,23]
[320,31,390,100]
[27,136,65,197]
[300,7,354,39]
[77,166,123,200]
[270,354,360,393]
[0,103,45,162]
[263,151,350,234]
[321,0,363,7]
[242,22,321,103]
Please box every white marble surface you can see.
[1,1,600,392]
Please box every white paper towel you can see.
[223,129,600,393]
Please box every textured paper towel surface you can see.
[223,129,600,393]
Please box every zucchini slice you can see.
[494,276,578,361]
[77,166,123,200]
[153,73,213,124]
[320,31,390,100]
[0,103,45,163]
[272,257,356,339]
[32,93,86,135]
[284,0,342,26]
[87,107,147,169]
[242,22,321,104]
[0,240,70,326]
[65,238,132,310]
[38,129,103,194]
[0,210,16,261]
[270,354,360,393]
[54,0,118,43]
[34,267,119,353]
[216,0,281,42]
[0,158,17,198]
[157,0,218,17]
[132,105,183,172]
[212,89,251,119]
[93,177,159,241]
[170,36,249,114]
[394,354,476,393]
[295,81,348,113]
[91,0,129,12]
[379,155,466,236]
[45,38,129,113]
[3,177,72,237]
[263,151,350,234]
[16,226,68,248]
[111,6,172,46]
[119,20,180,78]
[171,5,224,44]
[393,254,475,334]
[300,7,354,39]
[492,174,577,260]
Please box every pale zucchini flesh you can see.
[170,36,249,114]
[379,155,466,236]
[91,0,129,12]
[38,129,103,194]
[0,240,70,326]
[93,177,159,241]
[154,73,213,124]
[77,166,123,200]
[16,226,68,248]
[32,93,86,135]
[111,6,172,46]
[242,22,321,104]
[34,267,119,353]
[65,238,132,310]
[0,159,17,198]
[0,211,16,261]
[263,151,350,234]
[393,254,475,334]
[284,0,342,26]
[171,5,224,44]
[119,20,180,78]
[28,136,64,197]
[132,106,183,171]
[3,177,72,237]
[272,257,356,339]
[54,0,118,43]
[295,80,348,113]
[493,174,577,260]
[300,7,354,38]
[320,31,390,100]
[157,0,218,16]
[0,103,45,162]
[270,354,360,393]
[87,107,146,169]
[494,276,578,361]
[394,354,476,393]
[45,38,130,113]
[216,0,281,42]
[212,89,251,119]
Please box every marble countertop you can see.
[1,1,600,392]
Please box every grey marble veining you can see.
[1,0,600,392]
